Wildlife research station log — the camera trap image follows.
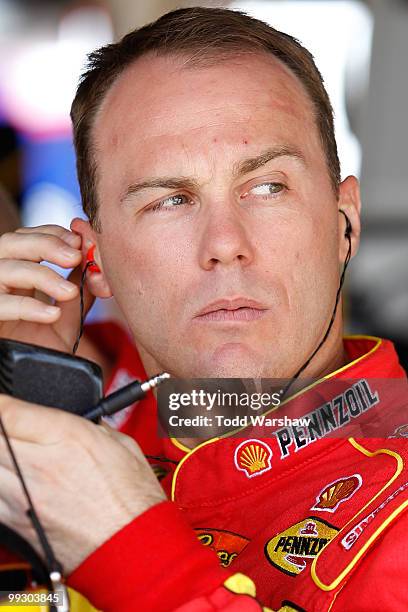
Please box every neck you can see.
[175,332,349,451]
[137,311,347,450]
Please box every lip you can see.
[194,297,268,322]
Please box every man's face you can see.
[90,53,351,378]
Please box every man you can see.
[0,182,143,430]
[0,7,407,611]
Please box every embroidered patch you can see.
[311,474,362,513]
[196,528,250,567]
[265,517,339,576]
[234,439,272,478]
[341,480,408,550]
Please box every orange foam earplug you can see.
[86,245,101,273]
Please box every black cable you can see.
[72,262,92,355]
[0,416,62,577]
[145,454,179,465]
[83,373,170,421]
[282,211,352,399]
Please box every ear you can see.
[70,217,113,299]
[337,175,361,262]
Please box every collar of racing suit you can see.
[68,330,407,611]
[166,335,406,501]
[162,335,408,610]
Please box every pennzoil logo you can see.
[195,528,249,567]
[311,474,362,513]
[234,439,272,478]
[265,517,338,576]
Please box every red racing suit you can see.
[54,326,408,610]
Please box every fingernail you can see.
[59,281,76,293]
[43,306,60,316]
[61,248,80,259]
[65,232,80,247]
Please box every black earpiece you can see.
[339,209,352,238]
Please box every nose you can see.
[197,202,255,271]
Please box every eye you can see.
[149,193,193,212]
[241,182,286,200]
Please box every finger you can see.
[0,259,78,301]
[0,231,81,269]
[0,395,91,444]
[0,294,60,322]
[15,225,81,249]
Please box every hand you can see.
[0,225,93,352]
[0,395,166,573]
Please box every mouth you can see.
[194,297,268,322]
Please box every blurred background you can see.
[0,0,407,368]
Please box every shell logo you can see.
[312,474,362,513]
[234,439,272,478]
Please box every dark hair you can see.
[71,6,340,229]
[0,184,20,235]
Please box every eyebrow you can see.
[233,145,306,177]
[121,145,306,202]
[121,177,199,202]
